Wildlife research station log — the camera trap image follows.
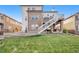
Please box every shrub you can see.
[63,29,68,33]
[63,29,75,34]
[68,30,75,34]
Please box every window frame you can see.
[32,16,38,20]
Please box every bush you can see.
[63,29,68,33]
[68,30,75,34]
[63,29,75,34]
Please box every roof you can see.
[21,5,58,13]
[27,10,43,12]
[43,11,58,13]
[65,12,79,20]
[21,5,43,7]
[0,13,22,24]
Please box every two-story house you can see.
[21,5,64,34]
[0,13,22,35]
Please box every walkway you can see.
[4,32,39,38]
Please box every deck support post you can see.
[60,20,63,33]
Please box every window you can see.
[50,16,53,19]
[28,7,35,10]
[32,16,38,20]
[31,24,39,30]
[32,8,35,10]
[0,16,4,20]
[31,24,35,30]
[0,25,2,30]
[28,8,30,10]
[47,14,49,16]
[44,17,49,20]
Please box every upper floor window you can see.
[32,8,35,10]
[28,8,30,10]
[32,16,38,20]
[28,7,35,10]
[44,17,50,20]
[50,16,54,19]
[0,16,4,20]
[47,14,49,16]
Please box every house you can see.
[0,13,22,35]
[21,5,64,34]
[63,12,79,34]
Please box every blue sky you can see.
[0,5,79,22]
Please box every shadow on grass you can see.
[27,34,42,37]
[5,34,43,40]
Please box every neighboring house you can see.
[63,12,79,34]
[0,13,22,35]
[21,5,64,34]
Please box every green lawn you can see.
[0,34,79,53]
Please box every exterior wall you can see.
[63,16,76,33]
[21,6,29,32]
[21,5,43,11]
[28,11,43,32]
[0,23,4,35]
[0,15,4,24]
[21,5,63,33]
[75,14,79,34]
[55,23,61,31]
[0,13,22,33]
[21,5,43,32]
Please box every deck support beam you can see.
[60,20,63,33]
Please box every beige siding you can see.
[28,11,43,32]
[21,5,43,32]
[0,14,22,33]
[63,16,76,30]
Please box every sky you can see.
[0,5,79,22]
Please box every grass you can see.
[0,33,79,53]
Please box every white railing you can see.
[38,14,64,34]
[58,14,64,19]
